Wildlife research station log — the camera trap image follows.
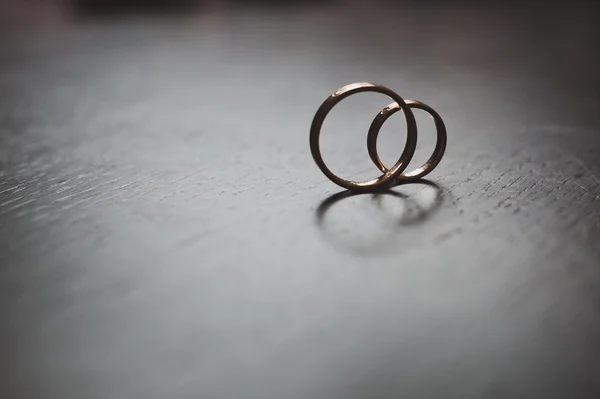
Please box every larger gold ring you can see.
[309,82,417,192]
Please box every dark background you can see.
[1,0,600,398]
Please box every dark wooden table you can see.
[2,1,600,398]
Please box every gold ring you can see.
[309,82,417,192]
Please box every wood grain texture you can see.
[1,1,600,398]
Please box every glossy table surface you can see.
[1,2,600,398]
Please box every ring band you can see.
[366,99,447,181]
[309,82,417,192]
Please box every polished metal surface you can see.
[309,82,417,191]
[310,83,446,191]
[367,99,447,181]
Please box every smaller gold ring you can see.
[366,99,447,181]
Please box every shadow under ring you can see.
[314,180,444,256]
